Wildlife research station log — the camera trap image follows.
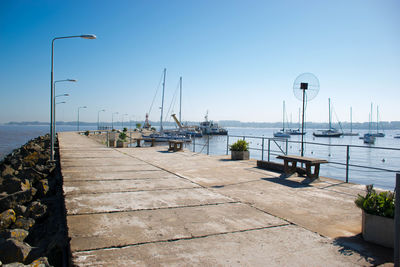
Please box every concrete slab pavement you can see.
[57,132,391,266]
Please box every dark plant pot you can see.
[362,210,394,248]
[231,150,249,160]
[116,140,127,148]
[108,140,116,147]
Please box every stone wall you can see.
[0,135,68,267]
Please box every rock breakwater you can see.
[0,135,68,266]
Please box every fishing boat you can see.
[274,101,290,138]
[342,107,359,136]
[199,111,228,135]
[394,134,400,139]
[313,98,343,137]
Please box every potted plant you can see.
[116,132,128,148]
[355,184,395,248]
[230,139,249,160]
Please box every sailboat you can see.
[363,103,376,144]
[313,98,343,137]
[371,106,385,137]
[286,108,306,135]
[342,107,359,136]
[274,101,291,138]
[146,69,190,142]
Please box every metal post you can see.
[261,137,264,161]
[268,139,271,162]
[285,139,288,155]
[77,108,80,131]
[394,173,400,266]
[226,135,229,155]
[207,135,210,155]
[243,136,245,141]
[106,131,109,147]
[130,130,132,147]
[301,89,306,157]
[50,39,55,161]
[193,137,195,152]
[346,146,350,183]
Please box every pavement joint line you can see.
[64,186,201,196]
[63,177,181,182]
[115,150,207,190]
[62,169,160,173]
[60,164,149,168]
[207,178,270,188]
[68,201,241,216]
[73,223,291,253]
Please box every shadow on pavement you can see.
[261,177,311,188]
[333,234,393,266]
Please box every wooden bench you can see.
[168,140,184,152]
[134,138,156,147]
[276,155,328,180]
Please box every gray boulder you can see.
[1,178,31,195]
[25,202,46,220]
[0,189,36,212]
[0,229,29,242]
[0,209,16,230]
[0,238,32,264]
[12,217,34,231]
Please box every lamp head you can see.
[80,34,97,39]
[68,79,77,82]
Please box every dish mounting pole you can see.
[160,68,166,132]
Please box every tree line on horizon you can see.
[5,120,400,130]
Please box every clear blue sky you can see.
[0,0,399,124]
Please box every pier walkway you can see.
[58,132,392,266]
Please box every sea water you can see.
[1,125,399,190]
[189,127,400,190]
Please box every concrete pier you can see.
[58,132,392,266]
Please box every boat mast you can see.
[369,102,373,134]
[298,108,301,130]
[160,68,166,132]
[328,98,331,130]
[376,106,379,134]
[350,107,353,133]
[282,101,285,131]
[179,76,182,123]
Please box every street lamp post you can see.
[50,34,96,161]
[53,80,76,144]
[77,106,87,131]
[112,112,119,130]
[55,94,69,135]
[97,109,106,130]
[121,113,128,129]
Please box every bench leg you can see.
[283,160,297,175]
[305,164,320,180]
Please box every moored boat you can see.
[313,98,343,138]
[199,112,228,135]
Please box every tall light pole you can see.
[55,94,69,135]
[97,109,106,130]
[121,113,128,129]
[50,34,96,160]
[54,79,76,143]
[112,112,119,130]
[77,106,87,131]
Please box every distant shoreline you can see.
[2,120,400,130]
